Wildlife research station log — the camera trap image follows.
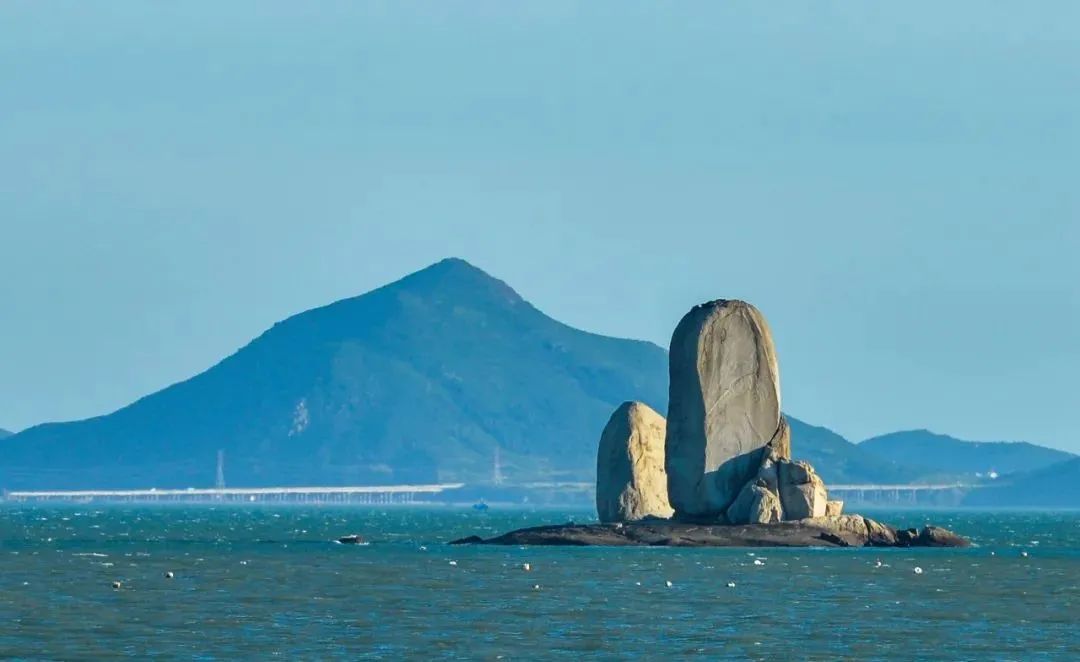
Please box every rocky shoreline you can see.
[451,516,969,548]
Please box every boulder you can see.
[596,402,674,523]
[778,460,828,520]
[726,480,783,524]
[861,516,900,545]
[748,485,783,524]
[805,514,899,546]
[916,526,969,547]
[896,525,971,548]
[725,481,759,524]
[825,500,844,517]
[780,460,814,485]
[757,449,781,493]
[665,300,785,518]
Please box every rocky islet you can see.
[463,298,968,548]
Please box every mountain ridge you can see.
[0,258,669,489]
[859,429,1075,480]
[1,258,1069,499]
[963,457,1080,507]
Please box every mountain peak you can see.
[390,257,524,307]
[0,257,668,489]
[430,256,478,270]
[413,257,500,286]
[414,256,483,277]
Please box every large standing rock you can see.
[596,402,674,523]
[665,300,785,518]
[778,460,828,519]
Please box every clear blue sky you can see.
[1,2,1077,450]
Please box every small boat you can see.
[472,502,490,512]
[337,534,367,545]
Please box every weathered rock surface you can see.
[896,525,971,548]
[757,448,782,493]
[825,500,844,517]
[665,300,785,518]
[769,415,792,461]
[595,402,674,522]
[451,517,968,548]
[726,480,783,524]
[804,514,899,546]
[749,489,783,524]
[778,460,828,519]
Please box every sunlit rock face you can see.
[778,460,828,520]
[726,479,784,524]
[595,402,674,523]
[664,300,786,519]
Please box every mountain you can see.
[0,259,668,490]
[859,430,1074,480]
[787,418,912,485]
[0,428,11,439]
[963,458,1080,508]
[2,258,1053,494]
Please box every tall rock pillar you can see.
[596,402,674,522]
[664,300,787,519]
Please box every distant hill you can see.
[1,258,1057,497]
[859,430,1074,480]
[963,458,1080,508]
[787,419,911,485]
[0,259,668,489]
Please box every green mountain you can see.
[963,458,1080,507]
[0,259,667,489]
[859,430,1074,480]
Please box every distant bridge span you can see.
[1,482,974,505]
[513,482,973,506]
[514,482,971,492]
[827,483,971,505]
[828,484,969,491]
[2,484,466,504]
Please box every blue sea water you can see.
[0,506,1077,660]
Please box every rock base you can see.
[451,516,969,548]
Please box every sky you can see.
[1,2,1077,450]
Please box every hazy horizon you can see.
[2,2,1077,450]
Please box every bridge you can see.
[505,482,973,507]
[1,482,973,506]
[1,484,466,505]
[516,482,593,490]
[827,483,970,504]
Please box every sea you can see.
[0,505,1077,661]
